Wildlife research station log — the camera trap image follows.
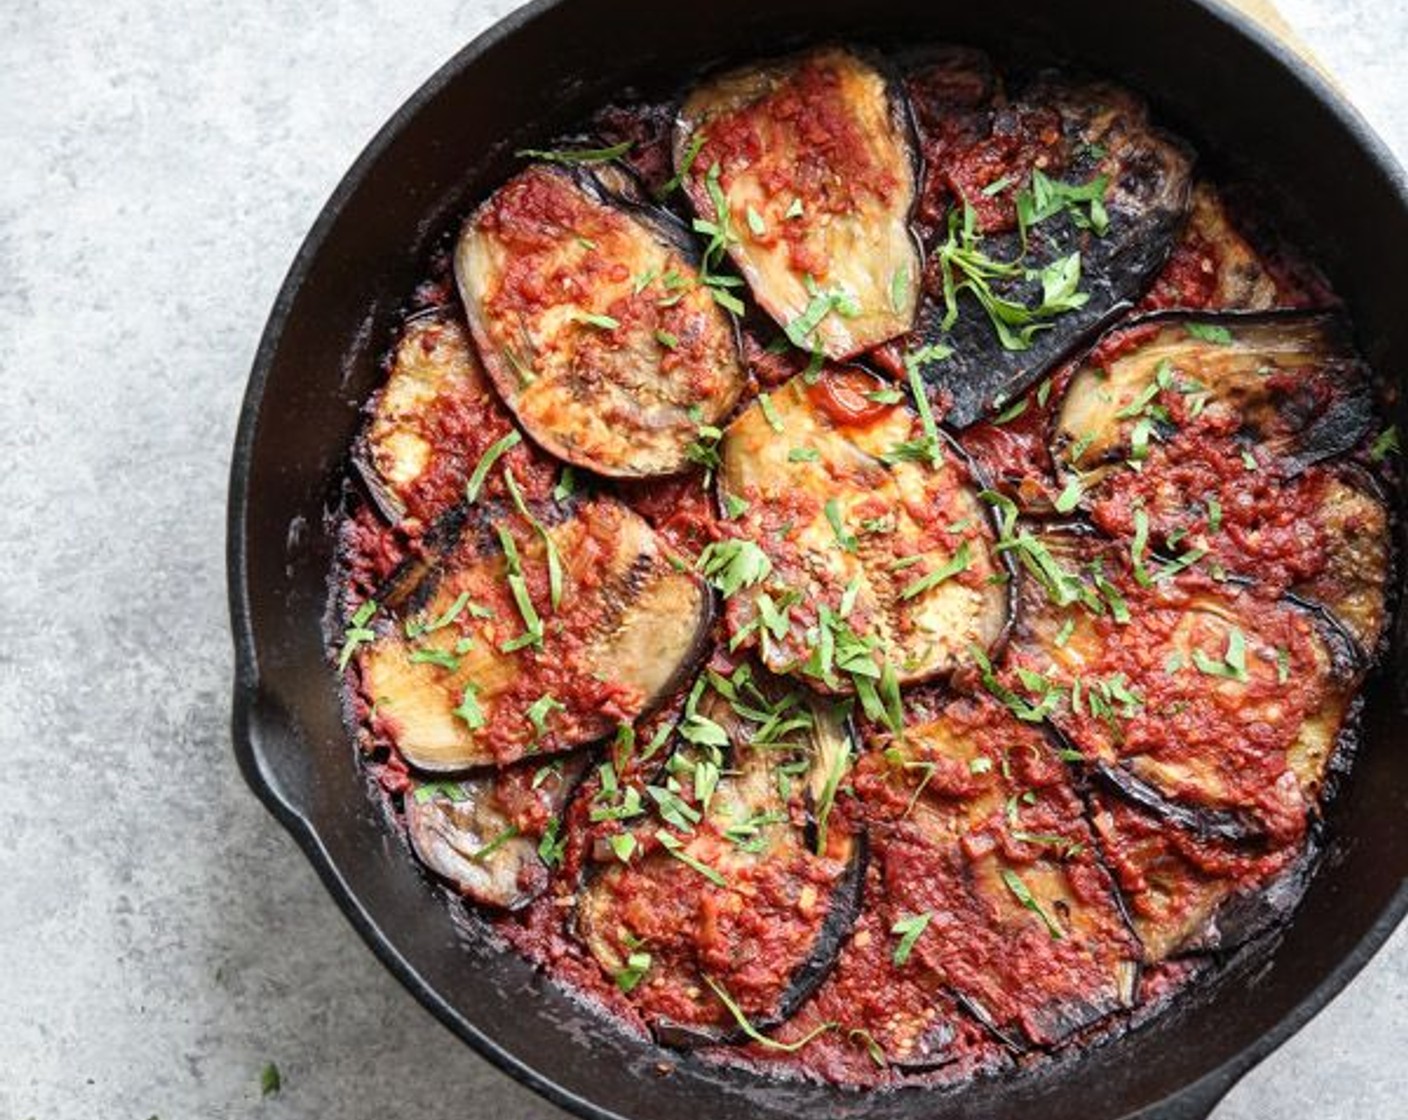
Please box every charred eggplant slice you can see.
[1004,527,1359,842]
[1091,791,1310,962]
[675,47,921,359]
[359,495,710,771]
[899,74,1193,427]
[575,665,864,1046]
[856,695,1140,1048]
[715,368,1009,695]
[405,755,587,910]
[454,163,745,477]
[1052,311,1373,481]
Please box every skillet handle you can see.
[231,678,316,826]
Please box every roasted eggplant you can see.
[1005,527,1360,842]
[356,311,548,524]
[1091,791,1311,962]
[405,754,588,910]
[359,495,710,771]
[1139,183,1282,313]
[575,666,865,1046]
[856,695,1140,1048]
[715,367,1009,693]
[1052,311,1373,482]
[675,47,921,359]
[454,163,745,477]
[897,70,1194,427]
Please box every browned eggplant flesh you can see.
[1053,312,1373,481]
[455,163,746,477]
[675,47,922,360]
[855,694,1140,1047]
[715,367,1010,695]
[1003,525,1360,845]
[358,494,710,771]
[575,664,865,1045]
[1090,790,1311,962]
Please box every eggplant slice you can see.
[675,47,921,359]
[1139,183,1283,313]
[1090,791,1311,962]
[1052,311,1373,482]
[454,163,745,477]
[405,754,588,910]
[359,495,710,771]
[575,666,865,1046]
[898,71,1193,427]
[716,368,1009,691]
[1005,526,1360,843]
[856,695,1140,1048]
[357,311,535,524]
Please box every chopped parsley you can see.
[656,831,727,887]
[451,683,485,731]
[337,598,378,670]
[504,468,563,610]
[824,498,858,552]
[890,911,932,965]
[658,131,706,199]
[516,140,633,164]
[705,976,837,1052]
[465,430,522,503]
[696,539,773,597]
[615,950,652,993]
[574,311,620,330]
[1184,322,1234,345]
[900,541,972,600]
[1001,868,1064,939]
[1371,424,1400,461]
[525,693,565,739]
[1192,627,1249,682]
[494,524,544,652]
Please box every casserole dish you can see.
[228,1,1408,1116]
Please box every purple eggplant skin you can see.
[404,754,589,911]
[903,76,1195,428]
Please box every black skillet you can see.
[227,1,1408,1117]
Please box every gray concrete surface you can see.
[0,1,1403,1117]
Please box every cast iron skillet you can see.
[227,1,1408,1117]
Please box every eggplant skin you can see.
[717,369,1010,690]
[454,163,745,478]
[675,47,921,359]
[405,755,586,911]
[1052,310,1374,481]
[360,495,711,772]
[574,670,864,1046]
[902,74,1194,428]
